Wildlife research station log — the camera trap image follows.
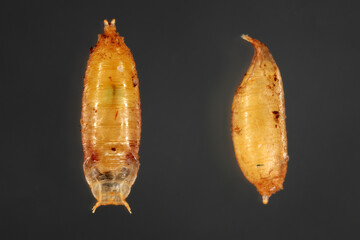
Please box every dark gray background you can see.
[1,0,359,239]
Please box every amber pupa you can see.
[231,35,288,204]
[81,19,141,213]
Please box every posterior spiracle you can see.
[231,35,289,204]
[81,19,141,213]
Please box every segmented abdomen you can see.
[81,20,140,213]
[231,35,288,204]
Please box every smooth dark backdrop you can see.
[1,0,359,239]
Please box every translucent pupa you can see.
[81,19,141,213]
[231,35,288,204]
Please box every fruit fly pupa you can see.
[231,35,288,204]
[81,19,141,213]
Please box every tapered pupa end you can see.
[262,195,269,205]
[104,19,116,26]
[262,195,269,204]
[241,34,251,41]
[103,19,117,35]
[241,34,262,46]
